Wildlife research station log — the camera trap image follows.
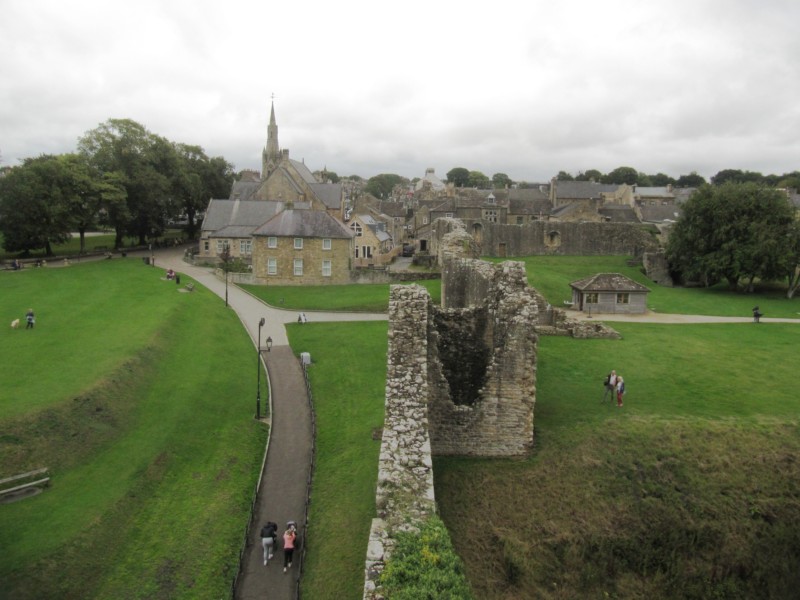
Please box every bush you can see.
[380,515,473,599]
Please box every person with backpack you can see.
[616,376,625,407]
[260,521,278,566]
[603,370,617,402]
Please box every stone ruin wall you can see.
[473,220,660,257]
[364,285,437,599]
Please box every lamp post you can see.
[266,336,272,352]
[221,241,230,307]
[256,318,266,419]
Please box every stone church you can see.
[197,102,353,285]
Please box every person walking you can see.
[260,521,278,566]
[25,308,35,329]
[616,376,625,407]
[752,306,762,323]
[282,522,297,573]
[603,370,617,402]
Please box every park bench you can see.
[0,467,50,499]
[185,283,195,292]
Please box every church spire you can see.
[262,96,280,179]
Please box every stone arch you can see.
[471,222,483,245]
[545,230,562,248]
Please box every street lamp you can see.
[266,336,272,351]
[222,241,230,307]
[256,318,266,419]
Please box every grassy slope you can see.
[287,321,388,599]
[0,260,266,599]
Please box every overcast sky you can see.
[1,0,798,183]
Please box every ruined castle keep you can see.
[364,253,539,597]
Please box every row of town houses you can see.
[199,103,693,286]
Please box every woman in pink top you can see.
[282,524,297,573]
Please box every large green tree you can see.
[676,172,707,187]
[666,182,795,291]
[78,119,175,247]
[0,155,73,255]
[446,167,470,187]
[173,144,234,239]
[467,170,490,189]
[364,173,406,199]
[491,172,513,189]
[602,166,639,185]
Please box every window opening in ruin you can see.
[434,311,489,406]
[546,231,562,247]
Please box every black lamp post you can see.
[266,336,272,352]
[256,318,266,419]
[222,241,230,307]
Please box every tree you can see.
[676,172,706,187]
[648,172,676,186]
[555,170,574,181]
[492,172,513,189]
[710,169,764,185]
[575,169,603,182]
[602,166,639,185]
[666,182,795,291]
[446,167,470,187]
[0,155,73,255]
[364,173,406,199]
[787,220,800,299]
[467,170,491,189]
[173,144,234,239]
[78,119,175,247]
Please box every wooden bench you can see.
[185,283,195,292]
[0,467,50,499]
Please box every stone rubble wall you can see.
[364,285,437,599]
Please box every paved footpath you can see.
[150,248,385,599]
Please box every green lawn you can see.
[282,256,800,599]
[287,321,388,599]
[0,260,266,599]
[241,279,440,312]
[498,255,800,318]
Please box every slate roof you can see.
[639,205,682,223]
[229,180,262,201]
[570,273,651,292]
[252,209,353,239]
[634,186,674,198]
[310,182,343,209]
[202,199,286,234]
[597,204,640,223]
[553,181,617,199]
[357,214,392,242]
[509,198,552,215]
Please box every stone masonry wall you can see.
[364,285,437,599]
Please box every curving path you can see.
[150,247,385,599]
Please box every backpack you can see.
[603,374,610,386]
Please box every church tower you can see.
[262,100,281,180]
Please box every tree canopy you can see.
[364,173,407,199]
[666,182,796,292]
[446,167,470,187]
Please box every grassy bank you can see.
[0,260,266,599]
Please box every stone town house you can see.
[198,101,345,268]
[251,209,353,285]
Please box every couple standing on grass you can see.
[603,369,625,407]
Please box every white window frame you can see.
[216,240,225,253]
[267,236,278,248]
[294,238,303,249]
[239,239,252,255]
[294,258,303,276]
[322,238,332,250]
[267,257,277,275]
[322,259,332,277]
